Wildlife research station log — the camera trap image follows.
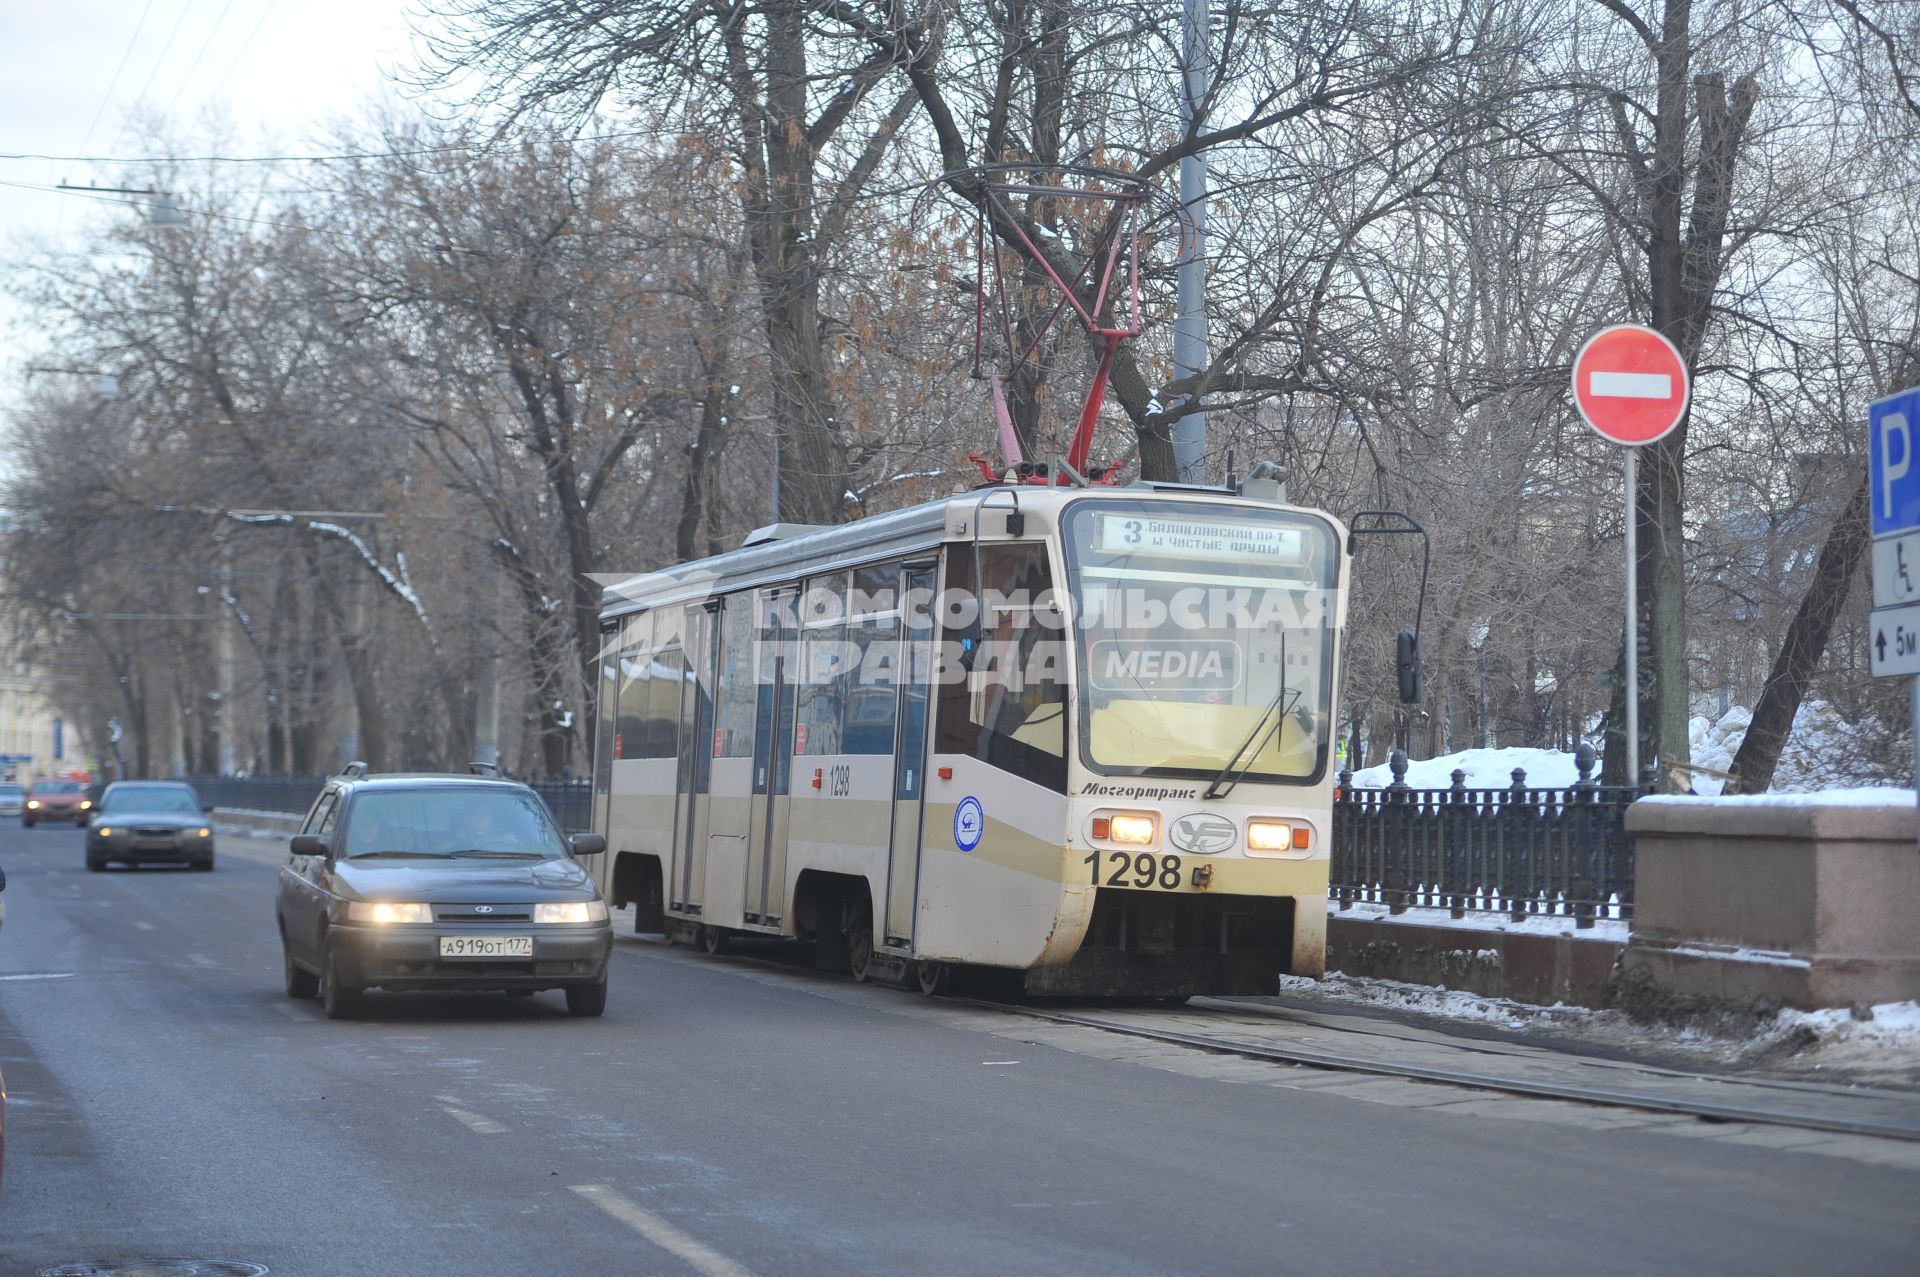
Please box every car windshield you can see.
[103,785,200,814]
[35,781,83,794]
[0,784,23,797]
[342,789,567,859]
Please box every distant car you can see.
[0,783,24,818]
[23,780,92,827]
[86,781,215,872]
[276,767,612,1020]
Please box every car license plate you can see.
[439,935,533,959]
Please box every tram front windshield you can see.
[1061,500,1340,785]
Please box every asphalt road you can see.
[0,821,1915,1277]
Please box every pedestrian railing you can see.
[1331,743,1640,926]
[183,772,595,834]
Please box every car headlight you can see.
[79,800,92,810]
[1103,813,1156,845]
[346,901,432,924]
[1248,819,1305,851]
[196,827,212,839]
[97,826,114,837]
[25,800,38,809]
[534,900,609,925]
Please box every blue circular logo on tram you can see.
[953,795,985,852]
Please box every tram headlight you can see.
[1107,813,1156,845]
[1247,819,1293,851]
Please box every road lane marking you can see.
[433,1096,506,1135]
[570,1184,753,1277]
[134,921,155,931]
[0,972,77,982]
[187,953,218,967]
[273,1002,318,1020]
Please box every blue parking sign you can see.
[1872,387,1920,537]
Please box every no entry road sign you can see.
[1572,324,1691,446]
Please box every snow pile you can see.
[1347,746,1577,790]
[1684,709,1749,795]
[1349,700,1907,794]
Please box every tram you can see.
[589,474,1387,997]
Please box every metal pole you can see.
[1624,447,1639,787]
[1911,673,1919,845]
[216,528,236,776]
[1171,0,1209,483]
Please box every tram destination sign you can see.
[1096,514,1303,565]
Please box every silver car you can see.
[0,783,23,819]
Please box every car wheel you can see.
[85,851,105,872]
[22,819,33,829]
[565,975,608,1017]
[320,945,363,1020]
[283,944,319,999]
[194,854,215,872]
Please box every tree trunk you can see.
[1726,463,1873,792]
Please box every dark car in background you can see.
[276,768,611,1020]
[86,782,215,871]
[23,780,91,827]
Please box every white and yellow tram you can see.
[590,479,1356,997]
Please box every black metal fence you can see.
[185,772,595,834]
[1331,743,1640,926]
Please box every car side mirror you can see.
[1397,630,1424,705]
[568,832,607,857]
[290,834,329,858]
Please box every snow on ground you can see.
[1348,700,1909,795]
[1335,900,1628,942]
[1279,974,1920,1083]
[1639,788,1916,808]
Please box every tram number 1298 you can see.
[1083,849,1184,890]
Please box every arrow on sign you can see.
[1879,630,1889,663]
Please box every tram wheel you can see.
[702,924,728,956]
[914,961,949,997]
[846,908,875,984]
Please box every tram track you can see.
[627,931,1920,1145]
[959,996,1920,1144]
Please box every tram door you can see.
[746,587,797,926]
[883,567,936,948]
[673,603,716,916]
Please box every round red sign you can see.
[1572,324,1691,446]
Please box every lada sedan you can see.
[86,781,215,870]
[276,768,611,1020]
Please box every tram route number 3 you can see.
[1083,849,1185,890]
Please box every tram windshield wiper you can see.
[1203,636,1295,801]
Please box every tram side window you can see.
[713,598,757,758]
[797,620,847,755]
[615,652,648,761]
[841,571,901,755]
[643,648,684,759]
[595,648,620,791]
[934,543,1067,792]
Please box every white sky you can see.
[0,0,422,381]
